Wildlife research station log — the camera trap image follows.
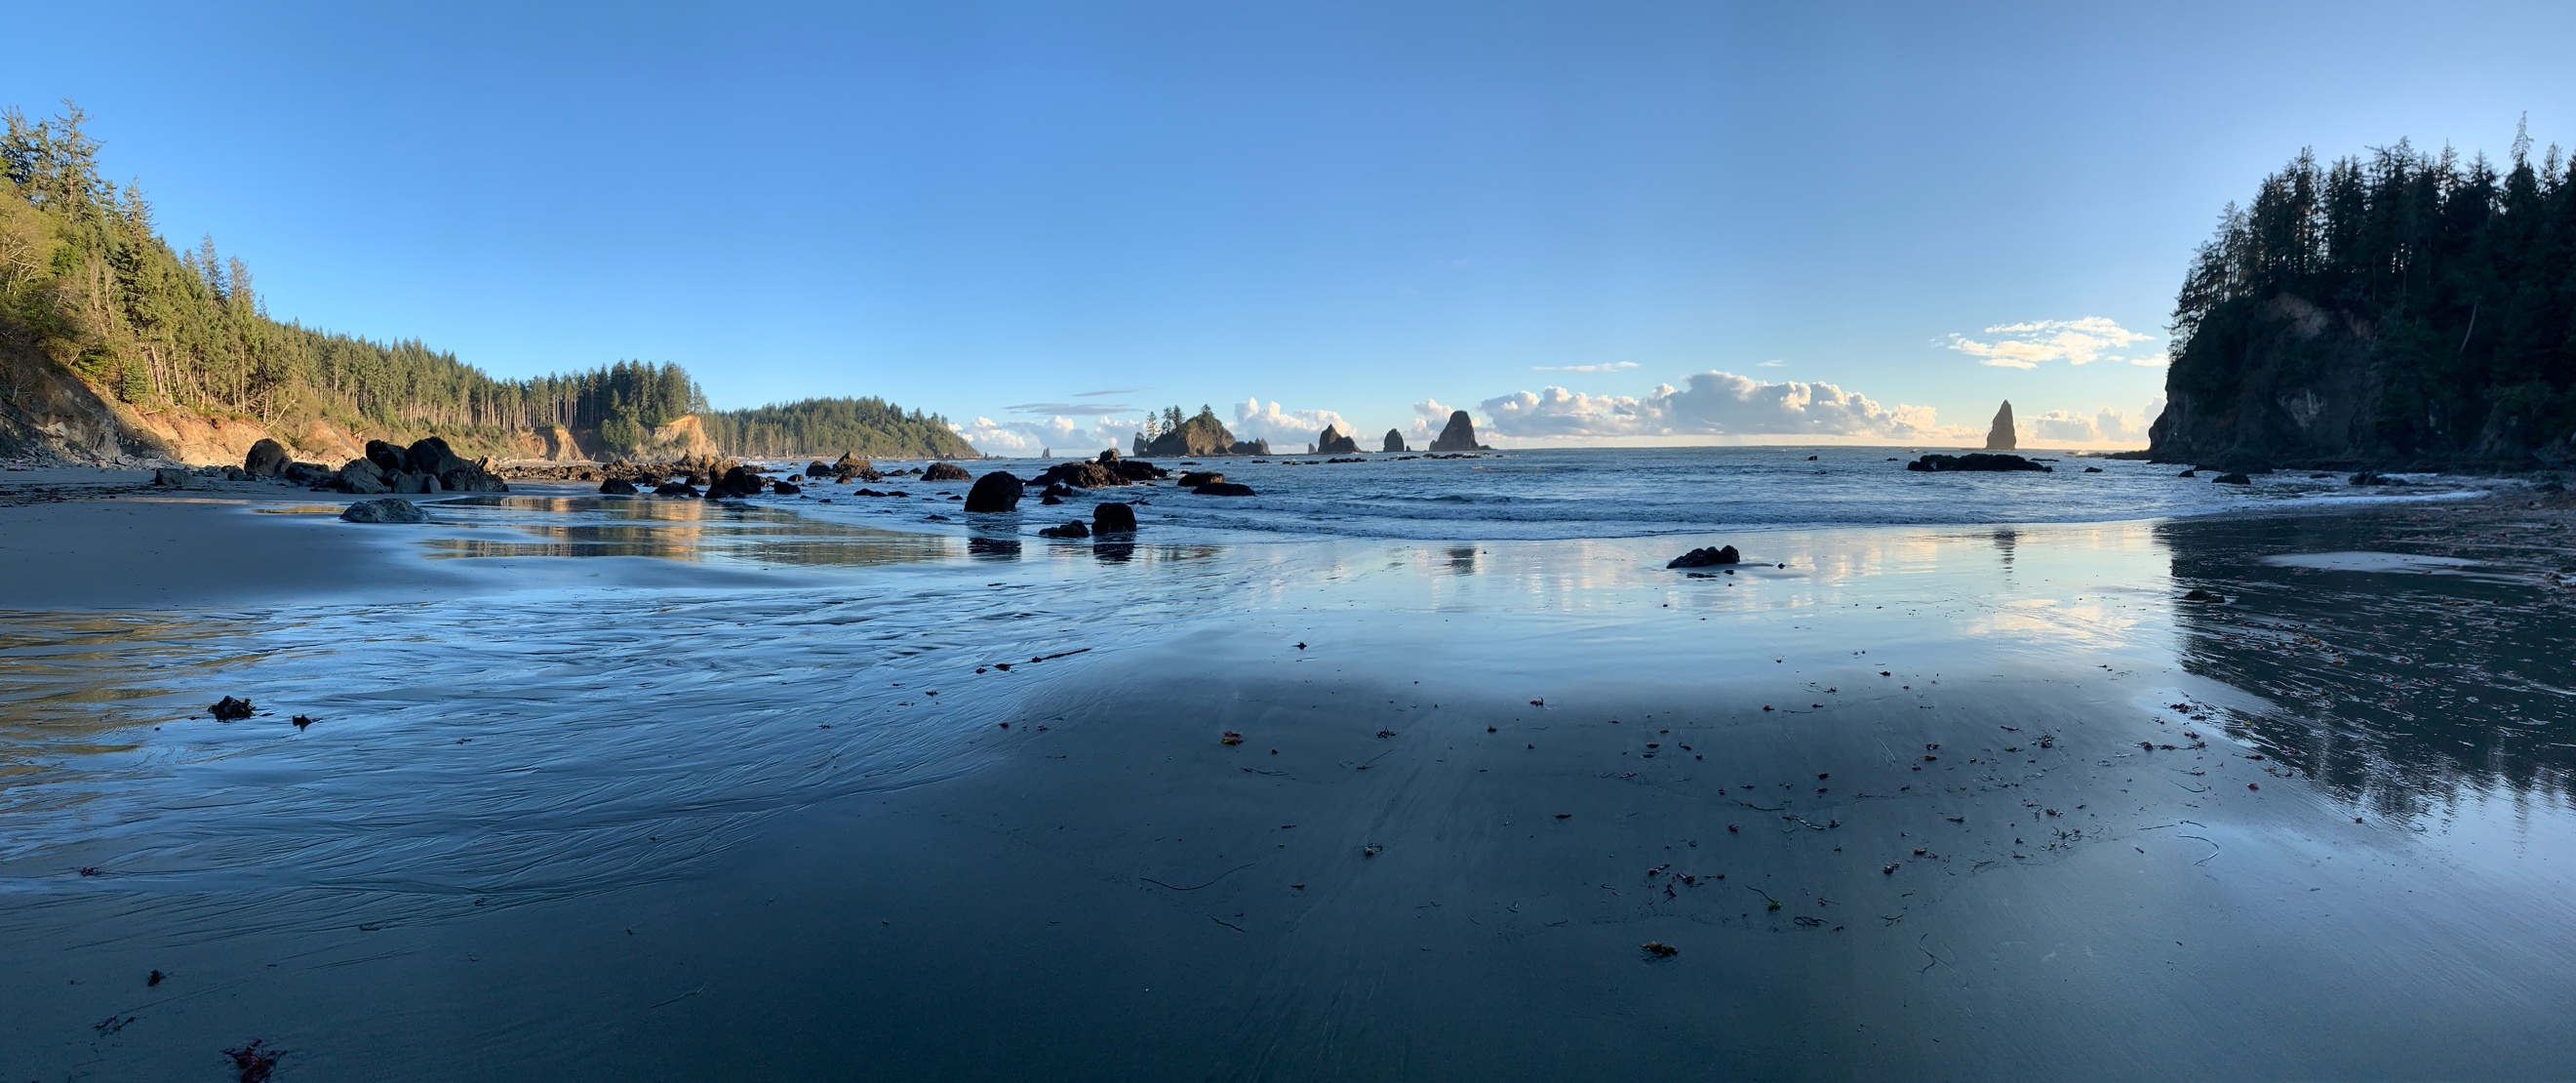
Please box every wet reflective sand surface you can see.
[3,494,2570,1079]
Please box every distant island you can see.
[2151,124,2574,467]
[0,104,975,465]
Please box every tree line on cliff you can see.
[2160,119,2575,459]
[0,102,970,460]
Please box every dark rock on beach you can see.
[600,477,639,495]
[965,471,1023,511]
[364,439,407,474]
[1906,453,2051,473]
[924,462,971,482]
[1092,501,1137,534]
[1193,482,1255,496]
[1036,461,1126,489]
[1039,520,1090,539]
[654,481,698,497]
[244,438,290,478]
[2212,471,2251,484]
[151,466,191,488]
[1668,545,1740,569]
[1177,471,1224,488]
[704,465,767,499]
[340,498,427,524]
[772,479,802,496]
[210,696,256,721]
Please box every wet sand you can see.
[3,479,2572,1080]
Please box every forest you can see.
[0,102,972,461]
[2160,119,2576,459]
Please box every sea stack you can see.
[1383,429,1407,453]
[1429,410,1486,452]
[1316,425,1360,455]
[1985,401,2016,451]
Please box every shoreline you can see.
[4,465,2573,1078]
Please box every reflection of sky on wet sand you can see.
[2,501,2567,913]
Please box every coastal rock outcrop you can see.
[1035,461,1127,489]
[772,479,802,495]
[1383,429,1406,453]
[340,498,427,524]
[965,470,1023,511]
[1985,402,2016,451]
[152,466,191,488]
[337,459,391,495]
[1905,453,2051,473]
[1428,411,1487,453]
[923,462,971,482]
[1667,545,1740,569]
[245,438,291,477]
[1092,501,1137,534]
[364,439,406,474]
[654,481,697,497]
[705,465,767,499]
[1315,425,1360,456]
[1039,520,1090,539]
[600,477,639,495]
[831,453,881,481]
[1176,471,1224,488]
[1193,482,1255,496]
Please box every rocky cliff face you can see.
[2149,295,2396,465]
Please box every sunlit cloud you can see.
[2023,397,2166,446]
[1473,372,1956,445]
[1945,317,2158,369]
[952,415,1132,456]
[1234,398,1352,445]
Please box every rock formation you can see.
[923,462,971,482]
[340,498,427,524]
[964,470,1023,511]
[1092,501,1137,534]
[1667,545,1740,569]
[1428,411,1487,453]
[245,439,291,477]
[1905,453,2051,473]
[1985,402,2016,451]
[1316,425,1360,455]
[1383,429,1407,453]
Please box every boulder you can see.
[1041,482,1075,498]
[151,466,192,488]
[1035,461,1128,489]
[1040,494,1063,504]
[2212,472,2251,485]
[831,453,880,480]
[390,472,442,494]
[1905,454,2051,473]
[337,460,391,495]
[706,465,767,499]
[1667,544,1741,569]
[965,470,1023,512]
[654,481,698,497]
[600,477,640,495]
[403,436,456,474]
[773,479,802,496]
[245,438,291,478]
[924,462,971,482]
[1177,471,1225,488]
[340,497,427,524]
[2082,465,2104,473]
[1039,520,1091,539]
[1193,482,1256,496]
[1110,459,1167,481]
[364,439,407,474]
[1316,425,1361,455]
[1093,501,1137,534]
[1428,411,1487,453]
[285,461,338,487]
[1097,449,1120,462]
[805,460,833,477]
[1383,429,1407,453]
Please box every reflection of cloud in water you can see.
[2160,514,2575,820]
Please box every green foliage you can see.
[698,396,977,459]
[2168,120,2576,452]
[0,101,975,460]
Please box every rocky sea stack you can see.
[1985,401,2016,451]
[1428,411,1487,453]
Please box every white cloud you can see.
[1530,361,1640,373]
[2023,397,2166,447]
[1473,372,1955,445]
[1234,398,1352,446]
[1755,359,1785,368]
[1945,317,2159,369]
[952,415,1132,456]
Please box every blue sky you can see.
[8,1,2573,452]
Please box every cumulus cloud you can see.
[2023,397,2166,446]
[1473,372,1949,444]
[1234,398,1352,445]
[951,415,1132,456]
[1945,317,2158,369]
[1530,361,1639,373]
